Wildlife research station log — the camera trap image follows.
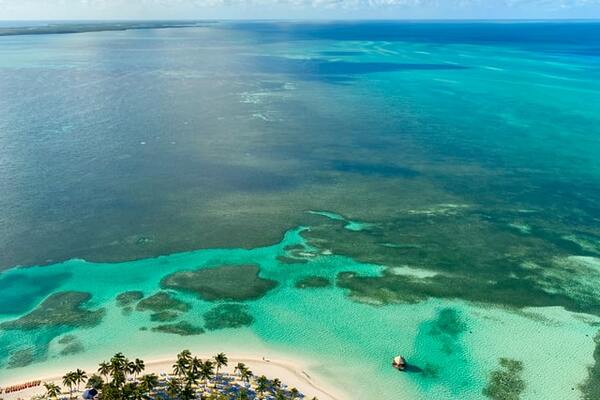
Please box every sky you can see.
[0,0,599,20]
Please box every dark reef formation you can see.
[580,333,600,400]
[161,264,277,301]
[135,292,190,313]
[151,321,205,336]
[483,358,525,400]
[116,291,144,308]
[203,304,254,331]
[7,348,37,369]
[150,311,180,322]
[295,276,331,289]
[0,292,105,330]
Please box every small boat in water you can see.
[392,355,407,371]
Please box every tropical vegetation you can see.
[41,351,315,400]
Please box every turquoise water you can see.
[307,211,374,232]
[0,227,597,400]
[1,21,600,399]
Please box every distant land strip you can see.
[0,21,216,37]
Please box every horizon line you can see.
[1,18,600,22]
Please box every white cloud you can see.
[1,0,599,19]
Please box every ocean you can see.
[0,21,599,399]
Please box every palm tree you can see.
[62,372,76,399]
[179,383,195,400]
[139,374,159,394]
[275,390,286,400]
[109,353,128,386]
[100,382,121,400]
[199,360,214,384]
[98,362,110,381]
[256,375,269,399]
[87,374,104,390]
[173,357,188,377]
[44,383,61,400]
[74,369,87,391]
[190,356,203,375]
[289,387,299,400]
[238,388,249,400]
[133,358,145,378]
[127,359,136,378]
[234,363,246,375]
[111,352,127,365]
[239,367,252,383]
[271,378,281,392]
[184,371,200,387]
[166,378,181,398]
[213,353,228,375]
[128,384,145,400]
[177,349,192,364]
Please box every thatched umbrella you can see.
[392,356,407,371]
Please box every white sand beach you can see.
[1,353,347,400]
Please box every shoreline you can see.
[1,352,346,400]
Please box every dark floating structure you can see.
[392,355,407,371]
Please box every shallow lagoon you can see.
[0,227,598,399]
